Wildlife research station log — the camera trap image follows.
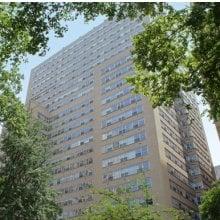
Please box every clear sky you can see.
[18,13,220,167]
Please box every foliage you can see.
[0,2,166,62]
[0,118,62,219]
[78,180,190,220]
[199,180,220,220]
[127,2,220,120]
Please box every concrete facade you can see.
[26,19,216,219]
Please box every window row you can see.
[33,71,93,105]
[171,197,194,214]
[33,65,93,94]
[59,127,93,144]
[52,158,93,174]
[61,209,82,219]
[186,153,210,173]
[159,106,177,122]
[51,108,94,133]
[65,136,94,150]
[170,180,196,205]
[49,87,94,112]
[51,147,93,165]
[101,79,124,95]
[186,154,198,162]
[103,161,150,181]
[51,169,93,186]
[102,118,144,140]
[190,181,204,190]
[159,109,179,131]
[53,134,93,151]
[189,166,201,176]
[162,134,184,157]
[42,77,93,106]
[102,95,141,116]
[167,164,189,185]
[51,79,93,106]
[109,178,152,193]
[55,99,93,120]
[101,66,133,84]
[102,146,148,167]
[101,55,132,75]
[101,86,133,105]
[31,34,133,103]
[50,117,93,138]
[58,195,93,207]
[32,20,141,88]
[59,182,92,195]
[165,148,186,171]
[102,106,143,128]
[161,121,181,145]
[102,132,146,153]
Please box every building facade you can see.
[26,19,216,219]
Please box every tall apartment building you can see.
[26,19,216,219]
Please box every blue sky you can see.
[19,12,220,167]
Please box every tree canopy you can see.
[78,180,190,220]
[0,118,61,219]
[199,180,220,220]
[128,3,220,120]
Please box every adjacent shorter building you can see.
[26,18,216,219]
[215,121,220,140]
[215,165,220,180]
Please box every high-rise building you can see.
[26,19,216,219]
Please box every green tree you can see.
[78,180,190,220]
[0,117,61,219]
[127,3,220,120]
[199,180,220,220]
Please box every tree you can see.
[199,180,220,220]
[127,3,220,120]
[0,117,62,219]
[78,180,190,220]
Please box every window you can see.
[101,66,133,84]
[102,96,141,116]
[102,146,148,167]
[103,161,150,181]
[102,106,142,128]
[101,86,133,104]
[102,118,144,140]
[102,133,146,153]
